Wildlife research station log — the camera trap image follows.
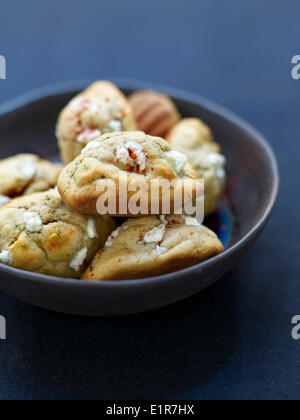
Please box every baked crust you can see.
[167,118,226,215]
[0,189,116,278]
[82,215,224,281]
[0,154,63,205]
[57,81,137,163]
[57,131,202,217]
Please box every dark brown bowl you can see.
[0,80,279,316]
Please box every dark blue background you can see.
[0,0,299,400]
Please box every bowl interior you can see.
[0,85,276,255]
[0,82,279,315]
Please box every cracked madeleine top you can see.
[0,154,63,207]
[128,90,180,138]
[167,118,226,215]
[0,189,116,278]
[82,215,224,281]
[56,81,137,163]
[57,131,201,216]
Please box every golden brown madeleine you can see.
[167,118,226,215]
[57,131,202,217]
[57,81,137,163]
[82,215,224,281]
[129,90,180,138]
[0,189,116,278]
[167,118,217,151]
[0,154,63,206]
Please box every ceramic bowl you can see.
[0,81,279,316]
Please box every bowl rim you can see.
[0,79,280,289]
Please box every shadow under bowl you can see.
[0,80,279,316]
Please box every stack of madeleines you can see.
[0,81,226,281]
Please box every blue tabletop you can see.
[0,0,299,400]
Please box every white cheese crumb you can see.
[81,140,101,154]
[86,101,101,114]
[77,129,101,144]
[116,146,130,164]
[109,120,122,132]
[159,215,168,225]
[126,141,147,172]
[105,227,122,248]
[19,162,36,180]
[165,151,188,174]
[69,247,88,271]
[87,218,98,239]
[156,245,168,256]
[0,195,10,208]
[69,97,99,114]
[115,141,147,173]
[68,97,84,107]
[184,216,201,226]
[23,211,43,232]
[144,224,166,244]
[206,153,226,179]
[0,250,11,264]
[183,216,202,233]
